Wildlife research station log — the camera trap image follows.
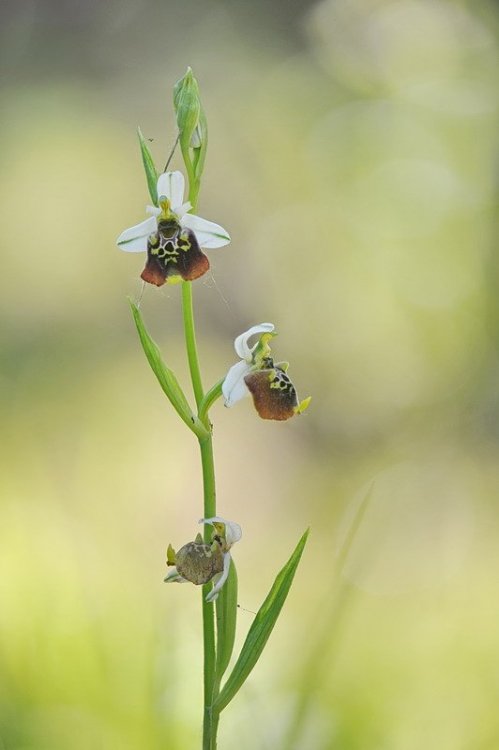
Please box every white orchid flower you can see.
[164,516,241,603]
[117,170,230,285]
[222,324,311,421]
[222,323,275,408]
[200,517,242,603]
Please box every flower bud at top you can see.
[173,67,203,150]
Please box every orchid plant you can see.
[118,68,310,750]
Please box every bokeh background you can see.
[1,0,499,747]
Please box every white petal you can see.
[157,171,185,211]
[234,323,275,359]
[116,216,157,252]
[181,213,231,249]
[175,201,192,219]
[222,360,251,406]
[201,518,242,547]
[223,521,242,546]
[146,205,161,217]
[205,553,231,603]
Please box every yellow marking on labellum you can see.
[179,232,192,252]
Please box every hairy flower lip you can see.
[116,170,230,254]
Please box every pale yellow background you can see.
[1,0,499,747]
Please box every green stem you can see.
[181,281,204,409]
[200,436,217,750]
[180,143,220,750]
[199,379,224,424]
[182,292,219,747]
[181,292,219,747]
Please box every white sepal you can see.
[156,170,185,210]
[205,552,232,603]
[222,359,252,407]
[201,517,242,547]
[164,566,188,584]
[116,216,157,253]
[182,213,231,249]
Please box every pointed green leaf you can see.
[214,528,309,713]
[137,127,159,206]
[215,559,238,682]
[129,301,208,439]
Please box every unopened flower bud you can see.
[173,67,203,150]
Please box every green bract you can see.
[129,300,209,440]
[137,127,159,206]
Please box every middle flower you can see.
[116,171,230,286]
[222,323,310,421]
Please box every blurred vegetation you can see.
[1,0,499,747]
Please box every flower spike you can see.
[117,170,230,286]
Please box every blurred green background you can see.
[1,0,499,747]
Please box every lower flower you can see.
[164,517,241,602]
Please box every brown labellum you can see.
[175,541,224,585]
[244,367,298,421]
[141,219,209,286]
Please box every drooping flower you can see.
[117,171,230,286]
[222,324,311,421]
[164,516,241,603]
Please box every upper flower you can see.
[164,516,241,603]
[222,324,311,421]
[116,171,230,286]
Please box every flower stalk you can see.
[179,162,220,747]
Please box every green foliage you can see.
[129,300,209,440]
[215,559,238,682]
[214,528,309,712]
[137,127,159,206]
